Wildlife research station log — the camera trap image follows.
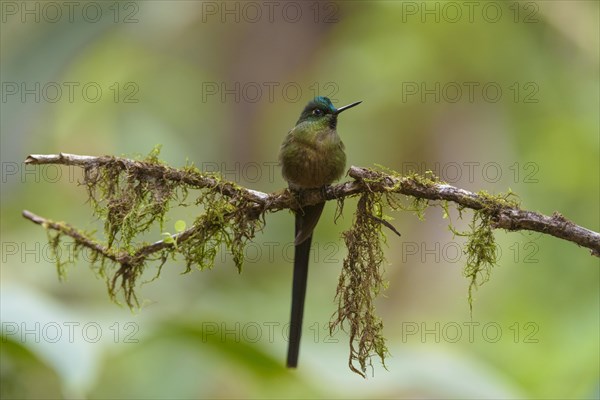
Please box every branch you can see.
[346,168,600,257]
[24,153,270,204]
[22,209,204,265]
[22,209,120,263]
[23,153,600,257]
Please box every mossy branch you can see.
[23,153,600,256]
[22,152,600,377]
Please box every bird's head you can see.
[296,96,361,129]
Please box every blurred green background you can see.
[1,1,598,398]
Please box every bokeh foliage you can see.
[1,1,598,398]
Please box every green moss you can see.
[461,212,498,314]
[451,189,519,315]
[477,188,520,209]
[409,169,443,187]
[331,192,390,377]
[46,230,66,281]
[43,147,264,307]
[176,190,259,274]
[83,155,178,249]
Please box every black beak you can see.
[335,101,362,114]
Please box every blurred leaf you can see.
[0,339,63,399]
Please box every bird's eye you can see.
[312,109,323,116]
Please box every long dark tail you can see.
[287,202,324,368]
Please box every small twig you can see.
[22,209,217,266]
[365,213,402,237]
[22,209,120,263]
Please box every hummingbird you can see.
[278,96,361,368]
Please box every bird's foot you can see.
[286,188,303,211]
[319,185,331,201]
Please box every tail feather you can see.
[287,202,324,368]
[294,202,325,245]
